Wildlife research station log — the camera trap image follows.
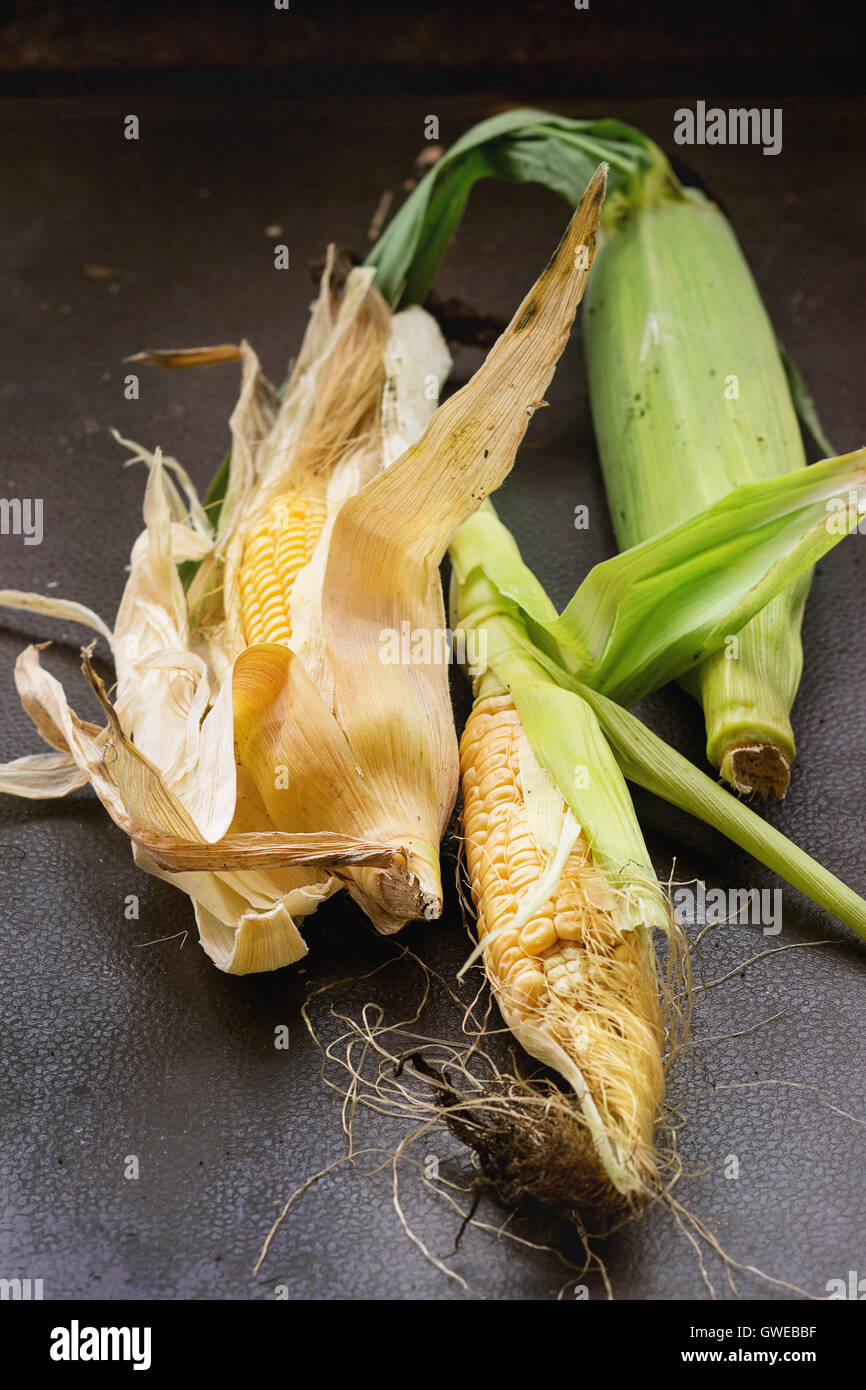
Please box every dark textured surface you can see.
[2,1,858,99]
[0,91,864,1301]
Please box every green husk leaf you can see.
[573,679,866,943]
[778,343,837,460]
[451,520,866,943]
[363,109,658,307]
[451,451,866,709]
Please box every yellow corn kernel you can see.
[460,692,605,1020]
[519,916,558,956]
[238,489,328,647]
[507,961,546,1008]
[493,943,524,975]
[553,909,587,941]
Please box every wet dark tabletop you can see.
[0,92,864,1301]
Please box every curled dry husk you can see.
[0,170,608,974]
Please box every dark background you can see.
[0,0,861,99]
[0,2,863,1301]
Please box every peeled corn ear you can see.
[451,532,671,1204]
[0,257,420,971]
[460,693,665,1200]
[225,168,609,931]
[0,171,610,964]
[449,472,866,1210]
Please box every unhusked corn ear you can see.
[238,489,328,646]
[459,692,665,1195]
[583,182,809,798]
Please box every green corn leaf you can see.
[572,678,866,943]
[363,109,657,307]
[453,451,866,709]
[563,448,866,704]
[779,343,837,460]
[453,559,866,943]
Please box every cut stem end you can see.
[721,743,791,800]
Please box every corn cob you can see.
[450,458,866,1216]
[459,691,665,1200]
[448,448,866,1216]
[238,487,328,646]
[583,171,811,797]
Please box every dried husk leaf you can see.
[0,170,607,968]
[0,266,433,968]
[265,166,608,927]
[125,344,243,368]
[0,749,90,798]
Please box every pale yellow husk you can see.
[0,171,607,973]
